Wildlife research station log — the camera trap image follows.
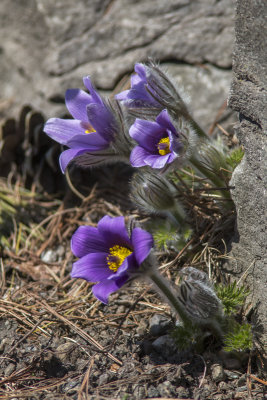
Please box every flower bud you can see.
[130,170,176,214]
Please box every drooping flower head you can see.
[71,216,154,304]
[116,63,160,108]
[115,62,189,116]
[44,77,117,173]
[116,62,207,140]
[129,109,186,169]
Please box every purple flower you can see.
[44,77,116,173]
[129,109,183,169]
[115,63,159,108]
[70,216,154,304]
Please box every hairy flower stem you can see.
[147,270,191,325]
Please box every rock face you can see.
[0,0,234,123]
[228,0,267,353]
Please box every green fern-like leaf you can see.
[224,322,253,352]
[226,147,244,170]
[215,281,249,316]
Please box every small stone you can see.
[133,384,146,398]
[4,363,16,376]
[149,313,172,336]
[0,338,9,353]
[98,373,110,386]
[152,335,177,359]
[147,385,159,398]
[236,385,247,392]
[41,249,57,263]
[218,381,229,391]
[56,245,65,257]
[211,363,225,382]
[158,381,175,397]
[56,343,74,363]
[224,370,241,380]
[237,375,246,386]
[176,387,190,398]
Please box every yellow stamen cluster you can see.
[85,126,96,134]
[157,137,171,156]
[107,245,132,272]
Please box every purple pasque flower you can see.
[44,77,116,173]
[115,63,159,108]
[71,216,154,304]
[129,109,183,169]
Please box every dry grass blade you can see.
[34,298,123,366]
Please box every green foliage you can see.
[215,281,250,316]
[226,147,244,170]
[171,322,204,351]
[153,223,192,252]
[224,322,253,352]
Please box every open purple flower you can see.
[44,77,116,173]
[71,216,154,304]
[129,109,183,169]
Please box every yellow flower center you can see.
[157,137,171,156]
[106,245,132,272]
[85,126,96,134]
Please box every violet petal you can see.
[44,118,84,145]
[129,119,162,150]
[83,76,103,104]
[144,153,171,169]
[87,103,115,143]
[65,89,92,121]
[66,133,109,150]
[71,253,111,282]
[131,227,154,265]
[59,148,88,173]
[71,226,109,257]
[97,216,132,248]
[130,146,149,167]
[92,275,129,304]
[156,109,176,132]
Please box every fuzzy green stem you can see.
[147,270,191,325]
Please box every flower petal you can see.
[129,119,162,151]
[156,109,176,132]
[59,148,88,173]
[44,118,85,145]
[71,226,109,257]
[169,131,183,155]
[65,89,92,121]
[131,227,154,264]
[144,153,172,169]
[97,216,131,248]
[87,103,115,143]
[112,252,138,278]
[130,146,149,167]
[83,76,103,104]
[66,133,109,150]
[92,275,129,304]
[115,89,129,101]
[71,253,111,282]
[134,63,147,80]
